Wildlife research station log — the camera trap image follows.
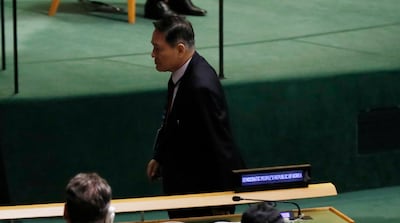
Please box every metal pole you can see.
[219,0,224,79]
[1,0,5,70]
[13,0,18,93]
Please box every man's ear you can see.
[176,43,186,55]
[105,206,116,223]
[63,203,70,222]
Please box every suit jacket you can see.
[154,52,245,195]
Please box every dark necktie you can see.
[164,77,175,125]
[167,77,175,113]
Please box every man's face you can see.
[151,30,180,72]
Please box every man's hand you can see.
[147,159,160,181]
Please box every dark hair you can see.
[241,202,284,223]
[65,173,112,223]
[153,15,195,48]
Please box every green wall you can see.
[1,70,400,204]
[227,70,400,192]
[0,92,165,204]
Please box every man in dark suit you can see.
[146,15,245,218]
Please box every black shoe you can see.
[169,0,207,16]
[144,1,177,20]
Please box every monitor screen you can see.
[233,164,311,192]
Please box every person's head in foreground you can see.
[241,202,284,223]
[64,172,114,223]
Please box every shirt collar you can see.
[171,57,192,84]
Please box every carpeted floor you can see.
[0,0,399,99]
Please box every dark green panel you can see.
[0,92,165,204]
[1,70,400,204]
[225,70,400,192]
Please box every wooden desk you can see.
[112,183,337,213]
[131,207,354,223]
[0,183,337,220]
